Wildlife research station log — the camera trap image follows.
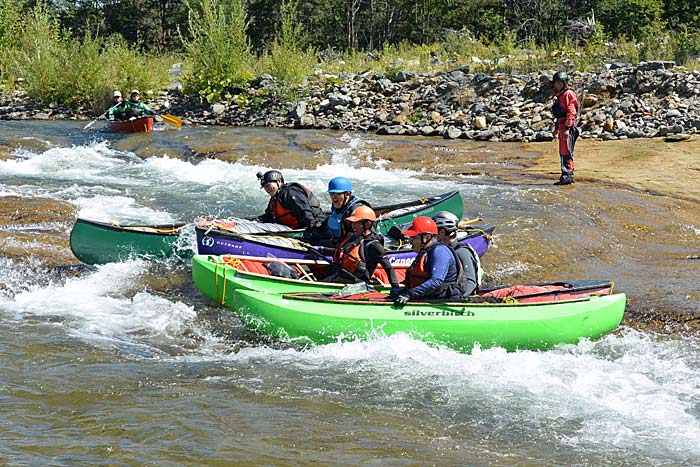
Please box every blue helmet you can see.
[327,177,352,193]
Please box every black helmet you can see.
[257,170,284,186]
[552,71,569,84]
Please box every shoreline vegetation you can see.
[0,0,699,122]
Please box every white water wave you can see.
[187,329,700,465]
[73,194,176,224]
[1,141,142,185]
[6,261,205,355]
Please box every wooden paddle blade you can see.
[161,114,182,128]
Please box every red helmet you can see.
[402,216,438,237]
[346,205,376,222]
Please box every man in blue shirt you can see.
[392,216,464,306]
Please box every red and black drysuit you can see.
[257,182,325,231]
[552,87,580,183]
[326,232,400,288]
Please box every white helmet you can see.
[432,211,459,233]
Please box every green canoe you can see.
[70,191,465,265]
[192,254,387,307]
[232,290,626,353]
[69,218,192,265]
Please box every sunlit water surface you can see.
[0,121,698,466]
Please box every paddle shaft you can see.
[82,110,108,130]
[458,216,483,227]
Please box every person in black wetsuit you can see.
[255,170,326,232]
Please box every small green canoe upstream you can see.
[233,290,626,353]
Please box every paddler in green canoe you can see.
[390,216,470,306]
[324,205,401,295]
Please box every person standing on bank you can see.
[255,170,326,234]
[551,71,580,185]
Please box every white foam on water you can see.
[2,141,140,185]
[72,194,176,224]
[202,329,700,464]
[683,224,700,236]
[140,150,462,212]
[4,261,203,355]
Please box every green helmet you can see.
[552,71,569,84]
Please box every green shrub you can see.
[182,0,254,103]
[0,0,22,81]
[9,4,171,110]
[672,26,700,65]
[12,4,66,101]
[263,0,316,93]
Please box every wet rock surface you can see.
[0,196,79,268]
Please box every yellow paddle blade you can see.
[161,114,182,128]
[458,217,484,227]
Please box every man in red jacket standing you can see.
[551,71,580,185]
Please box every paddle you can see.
[82,111,108,130]
[458,216,484,227]
[161,114,182,128]
[387,216,484,240]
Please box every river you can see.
[0,120,699,466]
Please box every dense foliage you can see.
[0,0,698,108]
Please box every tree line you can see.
[4,0,699,53]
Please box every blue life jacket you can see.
[326,195,369,238]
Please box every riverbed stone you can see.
[6,62,700,143]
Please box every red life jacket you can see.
[552,88,579,126]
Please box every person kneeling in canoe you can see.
[391,216,469,306]
[255,170,326,234]
[324,206,401,293]
[107,90,129,121]
[125,89,154,120]
[432,211,481,296]
[322,176,371,246]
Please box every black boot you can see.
[554,176,574,186]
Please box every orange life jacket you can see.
[333,234,381,274]
[405,246,433,289]
[405,242,469,298]
[271,198,300,228]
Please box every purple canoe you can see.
[195,223,495,265]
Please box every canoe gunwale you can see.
[74,218,187,237]
[280,293,601,307]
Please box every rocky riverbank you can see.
[2,61,700,142]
